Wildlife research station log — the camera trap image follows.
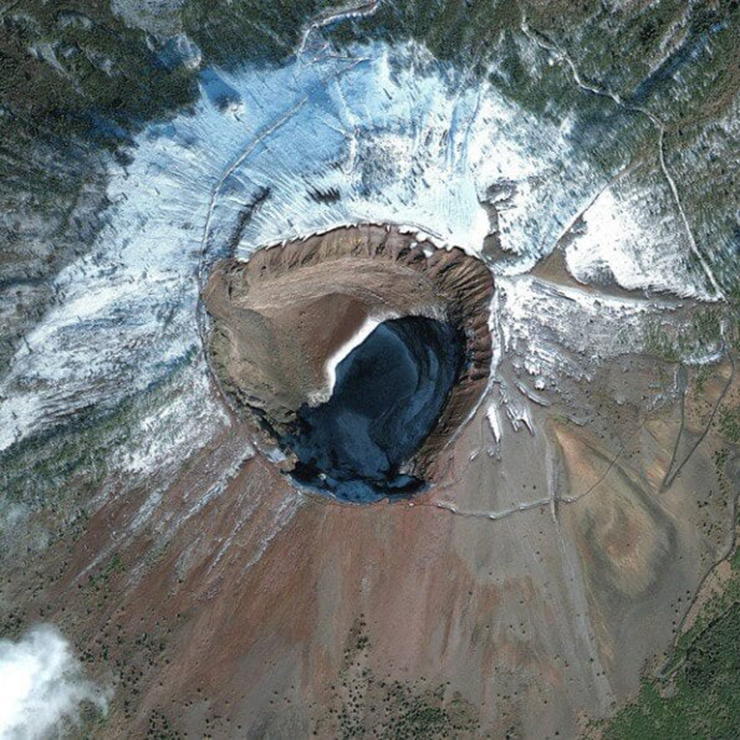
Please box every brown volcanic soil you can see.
[0,346,731,739]
[0,343,735,739]
[1,258,738,739]
[202,223,493,482]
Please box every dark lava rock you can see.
[202,223,494,498]
[285,316,464,502]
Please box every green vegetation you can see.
[0,1,197,145]
[0,609,26,640]
[516,0,739,292]
[330,0,520,68]
[331,0,647,138]
[714,447,731,500]
[0,0,364,144]
[85,552,124,602]
[0,0,201,374]
[331,677,479,739]
[727,282,740,352]
[353,682,478,740]
[182,0,338,69]
[0,353,194,511]
[521,0,740,125]
[719,406,740,444]
[317,618,480,738]
[641,305,730,363]
[71,699,108,737]
[693,365,710,395]
[692,308,722,346]
[601,549,740,739]
[0,400,130,509]
[146,709,182,739]
[642,318,680,362]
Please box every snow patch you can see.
[314,315,383,405]
[565,187,708,298]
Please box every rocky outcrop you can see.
[202,223,494,485]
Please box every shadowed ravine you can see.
[283,316,465,502]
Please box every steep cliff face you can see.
[203,224,494,490]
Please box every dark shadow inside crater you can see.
[282,316,465,503]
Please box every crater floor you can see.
[285,316,464,502]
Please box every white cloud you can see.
[0,625,108,740]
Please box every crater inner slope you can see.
[202,223,494,493]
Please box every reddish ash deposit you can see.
[2,229,738,739]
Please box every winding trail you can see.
[507,21,738,677]
[661,349,735,491]
[416,434,632,523]
[297,0,383,57]
[518,8,723,299]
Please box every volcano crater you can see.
[202,224,494,502]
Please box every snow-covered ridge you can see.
[0,38,706,462]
